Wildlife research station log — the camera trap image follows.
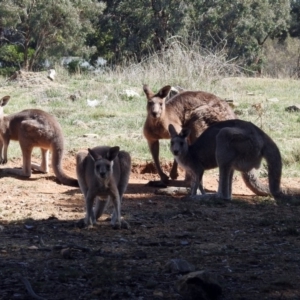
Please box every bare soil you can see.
[0,156,300,300]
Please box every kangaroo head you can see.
[0,96,10,116]
[88,146,120,180]
[168,124,190,157]
[143,84,171,119]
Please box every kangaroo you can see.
[0,95,78,187]
[168,119,298,201]
[143,84,236,187]
[76,146,131,228]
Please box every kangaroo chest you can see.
[144,120,170,139]
[94,178,117,199]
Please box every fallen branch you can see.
[18,275,47,300]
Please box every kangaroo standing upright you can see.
[76,146,131,228]
[143,84,236,186]
[0,95,78,187]
[169,119,290,200]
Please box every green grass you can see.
[1,57,300,178]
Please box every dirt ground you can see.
[0,155,300,300]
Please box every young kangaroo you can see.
[76,146,131,228]
[143,84,236,186]
[0,95,78,187]
[169,119,295,201]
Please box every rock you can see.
[164,258,196,274]
[155,186,190,196]
[285,105,300,112]
[72,120,88,129]
[47,69,56,81]
[120,89,140,100]
[153,290,164,297]
[61,248,71,259]
[87,99,100,107]
[176,270,222,300]
[82,133,99,138]
[267,97,279,102]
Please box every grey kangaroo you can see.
[76,146,131,228]
[143,84,236,186]
[0,95,78,187]
[169,119,297,201]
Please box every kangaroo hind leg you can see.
[217,165,234,200]
[216,128,238,200]
[94,197,109,220]
[108,188,124,229]
[85,191,96,226]
[31,148,49,173]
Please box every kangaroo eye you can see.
[180,142,184,146]
[160,103,163,107]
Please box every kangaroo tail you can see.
[117,151,131,199]
[241,170,270,196]
[262,134,283,198]
[52,148,79,187]
[257,133,300,202]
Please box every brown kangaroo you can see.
[76,146,131,228]
[0,95,78,187]
[169,120,300,201]
[143,84,236,186]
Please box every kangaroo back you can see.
[0,97,78,187]
[143,84,237,185]
[38,112,78,187]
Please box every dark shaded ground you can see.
[0,158,300,300]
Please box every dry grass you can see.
[0,42,300,177]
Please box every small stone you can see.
[164,258,196,274]
[61,248,71,259]
[267,97,279,102]
[153,290,164,297]
[82,133,99,138]
[72,120,88,129]
[47,69,55,81]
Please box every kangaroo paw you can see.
[0,158,7,164]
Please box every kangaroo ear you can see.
[107,146,120,161]
[168,124,178,137]
[180,128,191,138]
[143,84,154,99]
[88,148,102,162]
[156,85,171,99]
[0,96,10,107]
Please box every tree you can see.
[186,0,291,70]
[0,0,105,70]
[93,0,186,62]
[290,0,300,37]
